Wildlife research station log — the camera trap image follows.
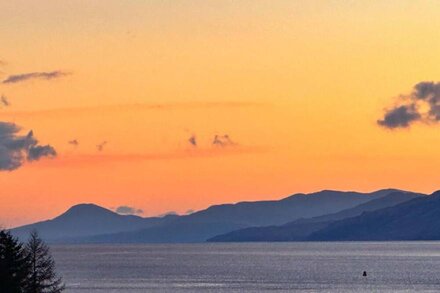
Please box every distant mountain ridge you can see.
[308,190,440,241]
[11,188,409,243]
[11,203,178,241]
[187,189,399,227]
[75,189,401,243]
[207,191,423,242]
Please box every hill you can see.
[307,190,440,241]
[11,204,178,241]
[207,191,422,242]
[76,189,402,243]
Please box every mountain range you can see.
[11,188,437,243]
[208,191,422,242]
[11,204,179,241]
[308,190,440,241]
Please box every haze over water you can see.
[52,242,440,292]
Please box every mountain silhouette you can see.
[11,189,416,243]
[308,190,440,241]
[11,204,177,241]
[72,189,403,243]
[207,191,422,242]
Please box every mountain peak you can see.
[58,203,115,219]
[70,203,103,208]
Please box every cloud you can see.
[68,139,79,146]
[377,105,421,129]
[212,134,236,147]
[96,141,107,151]
[158,211,178,217]
[0,123,56,171]
[2,71,70,84]
[1,95,10,107]
[27,144,57,161]
[115,206,143,215]
[188,135,197,147]
[378,81,440,129]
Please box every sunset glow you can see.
[2,1,440,227]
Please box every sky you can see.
[2,0,440,227]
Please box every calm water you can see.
[51,242,440,292]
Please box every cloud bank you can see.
[0,122,56,171]
[378,81,440,129]
[158,211,178,217]
[115,206,143,215]
[2,71,70,84]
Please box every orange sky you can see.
[2,1,440,227]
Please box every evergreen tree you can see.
[24,231,64,293]
[0,229,29,293]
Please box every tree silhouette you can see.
[24,231,64,293]
[0,230,29,293]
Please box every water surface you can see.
[52,242,440,292]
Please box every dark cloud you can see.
[377,105,421,129]
[27,144,57,161]
[413,82,440,120]
[186,209,195,215]
[378,81,440,129]
[115,206,143,215]
[2,71,70,84]
[0,123,56,171]
[212,134,236,147]
[97,141,107,151]
[158,211,178,217]
[68,139,79,146]
[1,95,10,107]
[188,135,197,147]
[413,82,440,101]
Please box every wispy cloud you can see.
[378,81,440,129]
[0,122,56,171]
[212,134,236,147]
[96,141,108,152]
[115,206,143,215]
[188,135,197,147]
[31,146,267,168]
[68,139,79,147]
[2,71,71,84]
[1,95,10,107]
